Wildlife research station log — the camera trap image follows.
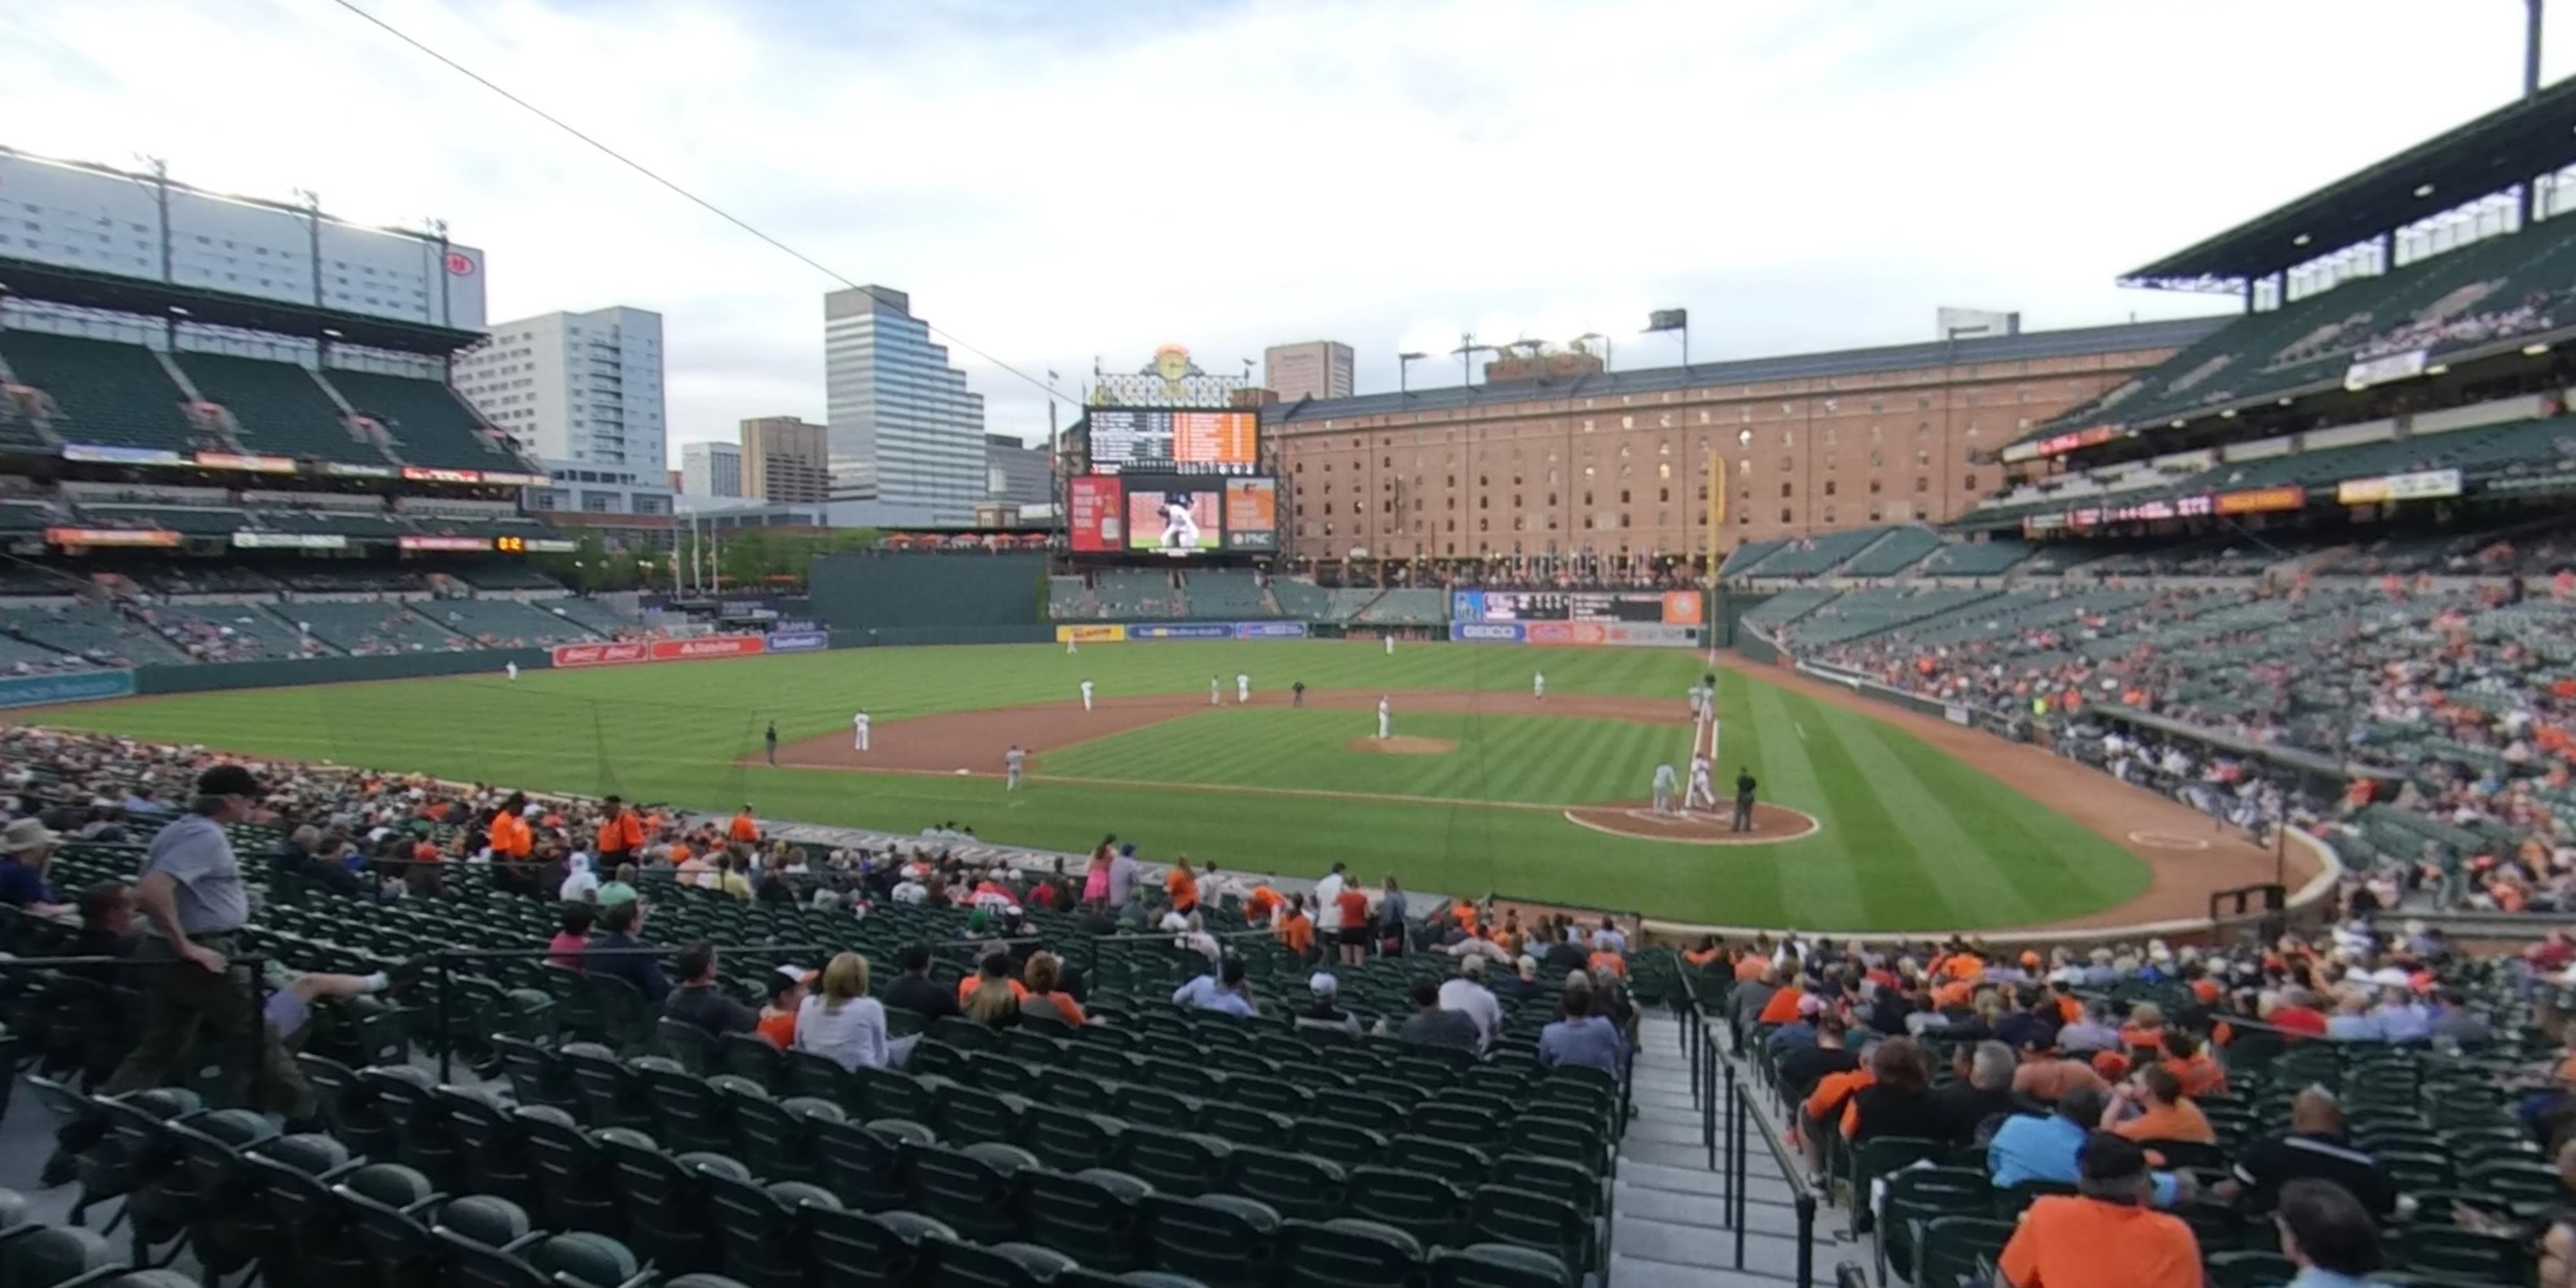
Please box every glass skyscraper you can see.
[823,285,987,524]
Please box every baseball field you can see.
[12,639,2287,932]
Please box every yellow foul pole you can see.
[1706,453,1725,660]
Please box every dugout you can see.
[809,551,1051,646]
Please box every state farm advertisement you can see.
[547,636,766,669]
[650,636,766,662]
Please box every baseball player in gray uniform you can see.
[1652,763,1679,814]
[1005,745,1027,791]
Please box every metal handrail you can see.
[1703,1019,1822,1288]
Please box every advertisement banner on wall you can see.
[649,636,766,662]
[1659,591,1703,625]
[2214,486,2306,515]
[765,630,830,652]
[1235,621,1308,639]
[2336,468,2462,505]
[0,669,136,710]
[1451,622,1528,643]
[231,532,350,550]
[1067,477,1123,552]
[46,527,180,548]
[1221,478,1277,550]
[551,641,651,668]
[1526,621,1610,646]
[1126,623,1235,640]
[1601,623,1701,647]
[1054,624,1128,644]
[2343,348,2428,392]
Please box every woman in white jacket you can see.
[795,952,894,1070]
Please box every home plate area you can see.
[1559,800,1819,846]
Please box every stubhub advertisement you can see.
[766,630,830,652]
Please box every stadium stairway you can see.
[1609,1010,1824,1287]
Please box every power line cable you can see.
[325,0,1075,408]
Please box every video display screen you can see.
[1088,408,1258,475]
[1126,486,1222,552]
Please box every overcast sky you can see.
[3,0,2568,464]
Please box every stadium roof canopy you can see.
[0,255,483,355]
[1262,316,2229,425]
[2121,76,2576,291]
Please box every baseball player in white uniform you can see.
[1688,682,1705,719]
[1376,696,1391,741]
[505,661,518,682]
[1210,676,1222,706]
[1235,672,1250,704]
[852,710,871,752]
[1005,745,1026,791]
[1686,752,1717,811]
[1159,494,1201,549]
[1384,635,1394,656]
[1080,680,1096,712]
[1652,763,1679,815]
[1066,637,1078,654]
[1533,671,1546,702]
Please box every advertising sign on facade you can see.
[765,630,830,652]
[649,636,766,662]
[1451,622,1527,643]
[0,669,135,710]
[1235,621,1308,638]
[1053,625,1128,644]
[551,641,651,668]
[1126,624,1235,640]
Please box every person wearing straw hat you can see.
[0,817,69,918]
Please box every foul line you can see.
[760,758,1593,813]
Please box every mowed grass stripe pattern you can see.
[21,641,2151,931]
[1038,709,1692,806]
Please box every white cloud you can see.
[1,0,2565,464]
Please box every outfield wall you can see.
[810,552,1047,633]
[135,647,557,696]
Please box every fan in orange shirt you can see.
[1242,884,1282,924]
[1276,897,1315,957]
[728,808,759,844]
[1166,861,1199,914]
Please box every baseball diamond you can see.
[8,637,2301,931]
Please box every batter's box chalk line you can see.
[2126,830,2212,851]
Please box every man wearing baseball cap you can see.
[1996,1131,2203,1288]
[103,763,313,1119]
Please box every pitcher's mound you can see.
[1347,736,1457,756]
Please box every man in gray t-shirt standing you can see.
[105,764,312,1119]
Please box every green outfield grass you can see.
[17,640,2149,930]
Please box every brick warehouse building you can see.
[1258,317,2225,565]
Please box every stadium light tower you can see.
[1398,351,1428,397]
[1450,334,1498,386]
[1574,332,1612,371]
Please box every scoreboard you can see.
[1087,408,1258,476]
[1452,589,1704,625]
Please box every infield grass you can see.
[17,640,2149,930]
